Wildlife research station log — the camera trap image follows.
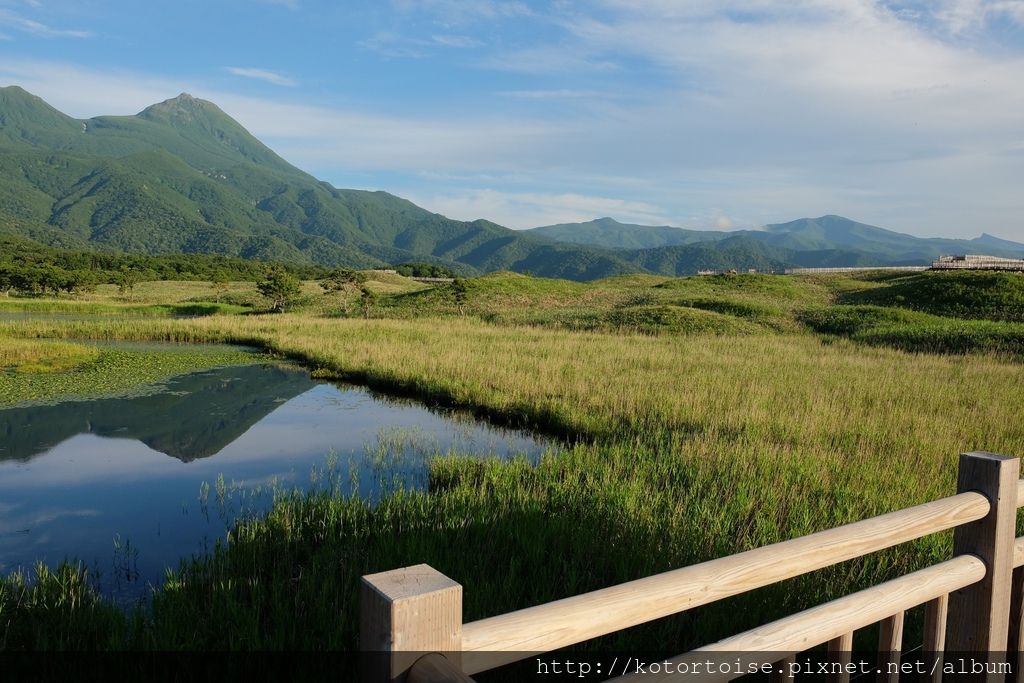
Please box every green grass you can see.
[0,563,129,650]
[0,338,265,407]
[0,297,249,317]
[839,271,1024,322]
[2,270,1024,655]
[370,272,815,334]
[0,338,99,373]
[799,305,1024,356]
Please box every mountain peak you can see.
[0,85,83,144]
[138,92,223,120]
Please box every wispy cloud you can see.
[478,45,621,74]
[3,0,1024,241]
[224,66,297,87]
[361,31,485,57]
[430,33,484,48]
[359,31,426,58]
[404,188,674,229]
[391,0,532,25]
[497,89,608,100]
[0,9,92,38]
[254,0,300,9]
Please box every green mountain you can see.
[529,215,1024,265]
[0,86,639,280]
[7,87,1019,279]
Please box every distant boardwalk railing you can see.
[361,452,1024,681]
[784,266,930,275]
[932,255,1024,272]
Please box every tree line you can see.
[0,236,332,295]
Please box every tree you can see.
[451,277,469,314]
[257,267,302,313]
[359,285,377,319]
[320,268,365,294]
[210,270,230,302]
[116,268,142,298]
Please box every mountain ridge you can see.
[0,86,644,279]
[3,86,1019,279]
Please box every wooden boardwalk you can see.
[362,451,1024,682]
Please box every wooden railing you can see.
[361,451,1024,682]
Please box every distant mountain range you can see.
[528,216,1024,270]
[1,85,1021,280]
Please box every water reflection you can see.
[0,363,549,599]
[0,364,315,463]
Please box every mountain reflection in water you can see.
[0,362,548,599]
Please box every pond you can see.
[0,356,550,600]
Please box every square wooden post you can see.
[1009,565,1024,683]
[361,564,463,683]
[947,452,1019,668]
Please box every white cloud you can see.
[224,66,297,87]
[3,0,1024,245]
[0,58,565,172]
[0,8,92,38]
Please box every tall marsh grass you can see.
[2,276,1023,652]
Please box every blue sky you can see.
[1,0,1023,240]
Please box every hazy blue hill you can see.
[758,215,1024,261]
[532,214,1024,268]
[527,217,738,249]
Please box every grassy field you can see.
[1,270,1024,657]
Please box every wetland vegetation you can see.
[1,268,1023,656]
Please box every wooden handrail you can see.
[362,457,1022,682]
[608,555,986,682]
[461,491,989,669]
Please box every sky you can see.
[0,0,1023,240]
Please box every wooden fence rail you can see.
[361,452,1024,682]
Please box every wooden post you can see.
[771,655,796,682]
[361,564,463,683]
[878,612,904,683]
[408,654,477,683]
[1008,566,1024,683]
[947,452,1018,661]
[924,594,949,683]
[827,632,853,683]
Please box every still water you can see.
[0,359,548,599]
